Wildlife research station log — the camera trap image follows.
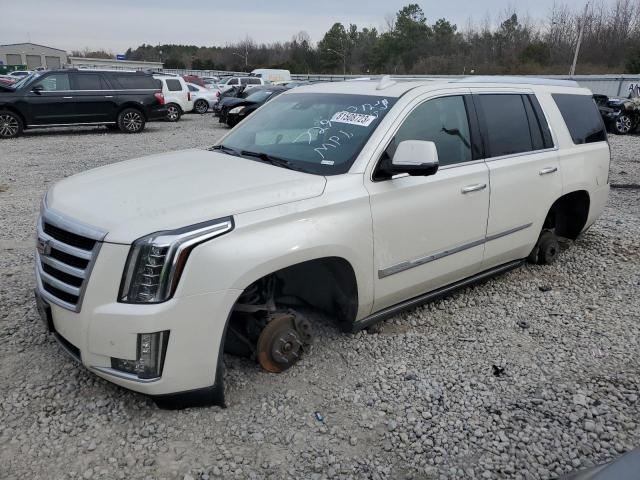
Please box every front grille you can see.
[36,210,106,312]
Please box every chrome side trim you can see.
[27,122,117,127]
[91,366,161,384]
[378,223,532,279]
[379,237,485,279]
[360,260,524,330]
[485,223,533,242]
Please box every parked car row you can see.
[0,69,167,138]
[0,69,230,138]
[594,93,640,135]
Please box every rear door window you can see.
[166,79,183,91]
[552,94,607,144]
[475,94,534,157]
[73,74,108,90]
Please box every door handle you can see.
[461,183,487,194]
[539,166,558,175]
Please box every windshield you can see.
[9,72,40,90]
[218,92,397,175]
[245,90,274,103]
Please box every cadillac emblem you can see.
[36,238,52,256]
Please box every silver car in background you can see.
[186,82,220,114]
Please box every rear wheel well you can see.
[117,103,145,120]
[0,106,26,128]
[543,190,590,240]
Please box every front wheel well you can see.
[233,257,359,328]
[543,190,591,240]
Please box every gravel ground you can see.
[0,116,638,480]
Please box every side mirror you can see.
[381,140,439,178]
[31,85,44,94]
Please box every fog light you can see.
[110,331,169,379]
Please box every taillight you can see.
[187,92,191,101]
[154,92,165,105]
[216,91,220,97]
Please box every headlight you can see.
[229,106,245,114]
[119,217,234,304]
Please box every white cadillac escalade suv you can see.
[34,76,610,408]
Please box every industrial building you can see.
[68,56,163,71]
[0,43,68,69]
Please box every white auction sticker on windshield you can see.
[331,111,377,127]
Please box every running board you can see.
[352,259,524,332]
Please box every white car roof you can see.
[286,77,592,98]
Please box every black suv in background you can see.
[0,69,167,138]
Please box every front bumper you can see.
[35,241,241,404]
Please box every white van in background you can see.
[250,69,291,83]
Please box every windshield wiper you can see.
[209,144,241,156]
[240,150,305,172]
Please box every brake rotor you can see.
[257,312,312,373]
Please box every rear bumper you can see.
[147,106,167,121]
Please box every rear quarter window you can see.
[112,74,158,90]
[552,94,607,144]
[166,79,183,91]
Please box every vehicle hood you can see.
[46,149,327,244]
[221,97,244,108]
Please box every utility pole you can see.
[570,2,589,76]
[326,48,346,76]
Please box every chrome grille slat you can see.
[35,208,107,312]
[40,254,87,278]
[37,258,82,296]
[37,222,93,260]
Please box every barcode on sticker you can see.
[331,111,376,127]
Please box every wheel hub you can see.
[256,312,313,373]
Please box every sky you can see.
[1,0,591,53]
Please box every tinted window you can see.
[113,74,158,89]
[552,94,607,144]
[477,94,533,157]
[227,78,239,85]
[166,79,183,91]
[74,74,106,90]
[387,95,472,167]
[188,84,198,92]
[34,73,70,91]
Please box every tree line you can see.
[82,1,640,75]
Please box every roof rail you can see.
[455,76,580,87]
